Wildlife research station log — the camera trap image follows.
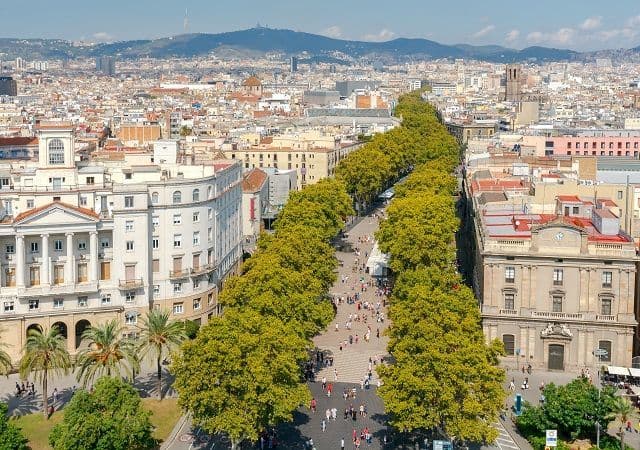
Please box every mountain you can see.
[0,28,583,62]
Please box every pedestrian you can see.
[334,368,338,381]
[327,383,333,397]
[331,407,337,421]
[52,388,58,402]
[322,376,327,391]
[341,437,345,450]
[322,419,326,432]
[310,398,317,413]
[326,409,331,422]
[376,328,380,339]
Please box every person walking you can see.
[340,437,345,450]
[310,398,317,413]
[322,419,326,432]
[334,368,338,381]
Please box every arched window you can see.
[172,191,182,204]
[192,189,200,202]
[151,192,159,204]
[207,186,213,199]
[48,139,65,165]
[502,334,515,356]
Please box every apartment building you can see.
[466,173,638,371]
[0,124,242,361]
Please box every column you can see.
[89,231,98,282]
[15,234,25,288]
[41,234,49,286]
[66,232,74,284]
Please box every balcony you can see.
[169,269,189,280]
[499,309,518,316]
[531,311,584,320]
[118,278,143,289]
[18,281,98,297]
[190,263,215,276]
[596,314,616,322]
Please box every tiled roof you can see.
[14,201,99,223]
[242,168,267,192]
[0,137,38,147]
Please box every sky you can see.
[2,0,640,51]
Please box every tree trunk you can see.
[620,429,625,450]
[157,355,162,400]
[230,438,238,450]
[42,370,49,418]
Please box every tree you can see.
[75,320,139,387]
[0,326,13,375]
[137,309,186,400]
[49,376,156,450]
[606,396,635,450]
[0,403,27,449]
[172,311,310,449]
[19,326,71,417]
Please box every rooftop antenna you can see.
[184,8,189,33]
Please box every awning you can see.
[629,368,640,378]
[606,365,630,376]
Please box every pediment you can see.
[14,203,98,227]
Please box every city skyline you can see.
[1,0,640,51]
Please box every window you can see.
[54,265,64,285]
[79,195,87,206]
[207,186,213,198]
[193,212,200,222]
[26,199,34,208]
[602,271,612,288]
[208,293,213,305]
[28,299,39,310]
[5,268,15,287]
[125,220,134,232]
[192,189,200,202]
[126,241,134,251]
[100,262,111,280]
[502,334,515,356]
[572,206,579,215]
[77,296,88,307]
[173,234,182,248]
[124,196,134,208]
[152,238,159,250]
[78,241,86,250]
[101,295,111,305]
[193,232,200,246]
[504,292,515,310]
[3,301,13,312]
[193,279,200,289]
[173,283,182,294]
[153,284,160,298]
[553,268,563,286]
[77,263,87,282]
[597,340,612,362]
[601,297,612,316]
[151,192,159,204]
[53,298,63,309]
[193,298,201,310]
[125,291,135,303]
[54,239,63,251]
[505,266,515,283]
[152,216,159,228]
[173,303,184,314]
[552,295,563,312]
[48,139,65,165]
[208,227,213,242]
[30,242,39,253]
[173,214,182,225]
[152,259,159,272]
[5,244,14,254]
[101,238,110,248]
[125,173,132,180]
[208,208,213,220]
[125,313,137,325]
[29,267,40,286]
[172,191,182,204]
[86,176,95,185]
[617,191,623,200]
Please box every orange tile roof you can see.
[242,168,267,192]
[14,201,99,223]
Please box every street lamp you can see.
[592,347,608,450]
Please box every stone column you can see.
[66,233,74,284]
[41,234,49,286]
[15,234,25,288]
[89,231,98,282]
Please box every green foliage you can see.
[0,327,12,375]
[0,403,27,450]
[172,311,310,446]
[20,326,71,416]
[75,319,139,387]
[49,376,156,450]
[183,320,200,340]
[516,378,616,446]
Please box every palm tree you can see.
[75,319,139,387]
[137,309,186,399]
[606,395,635,450]
[0,326,13,375]
[19,326,71,417]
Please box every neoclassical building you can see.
[0,124,242,361]
[470,195,638,371]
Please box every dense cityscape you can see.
[0,3,640,450]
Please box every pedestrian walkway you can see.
[493,421,520,450]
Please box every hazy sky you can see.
[2,0,640,51]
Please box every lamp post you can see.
[593,347,607,450]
